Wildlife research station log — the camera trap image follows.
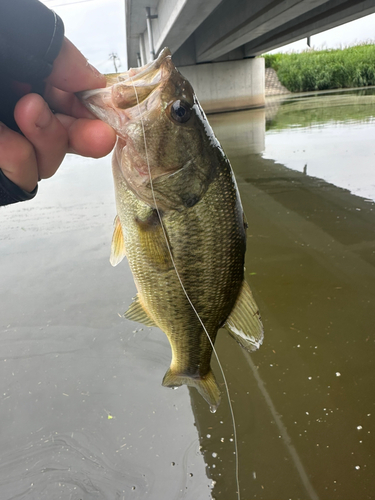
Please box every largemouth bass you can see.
[78,48,263,411]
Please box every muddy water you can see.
[198,89,375,500]
[1,89,374,499]
[0,159,212,499]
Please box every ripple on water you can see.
[0,431,148,499]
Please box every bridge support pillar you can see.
[178,57,265,114]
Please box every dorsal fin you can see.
[224,280,264,352]
[110,215,126,267]
[125,294,156,327]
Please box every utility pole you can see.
[109,52,121,73]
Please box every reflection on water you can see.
[1,89,375,500]
[193,89,375,499]
[263,90,375,201]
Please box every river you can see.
[1,88,374,499]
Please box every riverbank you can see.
[264,43,375,92]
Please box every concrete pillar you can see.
[139,34,147,66]
[178,57,265,114]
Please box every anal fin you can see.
[125,294,156,327]
[224,280,264,352]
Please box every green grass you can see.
[263,44,375,92]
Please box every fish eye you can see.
[170,100,191,123]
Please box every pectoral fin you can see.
[110,215,126,267]
[162,368,221,412]
[135,211,173,271]
[125,294,156,327]
[224,280,264,352]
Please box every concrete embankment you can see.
[265,67,290,96]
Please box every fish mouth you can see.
[77,48,173,134]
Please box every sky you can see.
[40,0,127,74]
[268,12,375,54]
[40,0,375,73]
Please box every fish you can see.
[78,48,263,411]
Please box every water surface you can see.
[1,89,374,499]
[205,89,375,499]
[0,158,212,499]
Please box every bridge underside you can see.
[126,0,375,68]
[125,0,375,113]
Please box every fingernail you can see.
[87,61,101,77]
[35,103,53,128]
[87,62,107,87]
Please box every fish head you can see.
[78,48,222,210]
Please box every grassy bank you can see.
[263,44,375,92]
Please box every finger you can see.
[0,122,38,192]
[44,84,94,120]
[55,114,117,157]
[47,37,106,93]
[14,94,69,180]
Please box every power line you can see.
[44,0,97,7]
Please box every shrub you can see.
[262,44,375,92]
[263,53,284,71]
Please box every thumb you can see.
[47,37,106,93]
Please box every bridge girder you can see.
[126,0,375,68]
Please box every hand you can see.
[0,37,116,193]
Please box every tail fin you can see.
[162,368,221,412]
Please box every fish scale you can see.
[78,47,264,410]
[114,153,247,408]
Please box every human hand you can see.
[0,37,116,193]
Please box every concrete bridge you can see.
[125,0,375,112]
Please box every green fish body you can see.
[79,48,263,410]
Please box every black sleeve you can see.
[0,0,65,207]
[0,0,65,84]
[0,169,38,206]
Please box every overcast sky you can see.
[268,12,375,54]
[40,0,375,73]
[41,0,127,74]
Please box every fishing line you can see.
[129,76,241,500]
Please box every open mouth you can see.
[77,48,172,133]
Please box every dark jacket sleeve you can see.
[0,0,65,207]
